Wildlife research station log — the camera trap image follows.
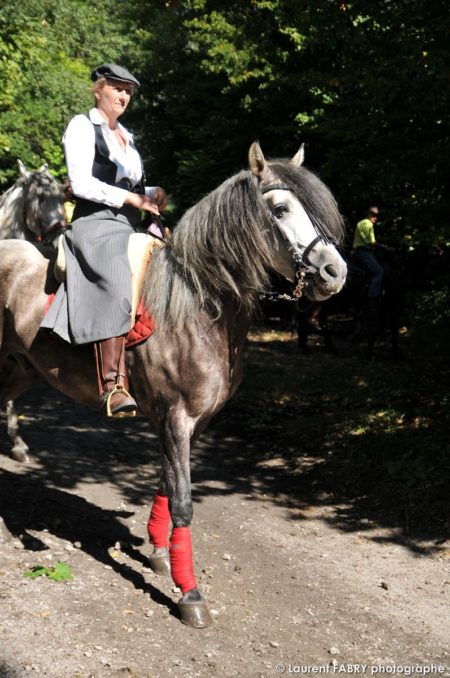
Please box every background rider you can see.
[352,206,386,304]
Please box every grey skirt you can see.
[41,208,139,345]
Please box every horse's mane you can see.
[144,169,275,330]
[0,183,26,239]
[143,160,345,331]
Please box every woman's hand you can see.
[146,186,169,212]
[124,191,161,215]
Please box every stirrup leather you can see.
[102,384,137,418]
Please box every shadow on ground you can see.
[0,327,448,564]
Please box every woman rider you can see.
[41,63,167,418]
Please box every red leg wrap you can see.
[147,494,171,548]
[169,527,197,594]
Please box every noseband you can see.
[35,220,68,246]
[260,182,323,299]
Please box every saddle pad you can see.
[127,233,164,318]
[54,234,66,283]
[125,298,155,348]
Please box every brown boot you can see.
[94,337,137,418]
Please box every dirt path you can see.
[0,374,449,677]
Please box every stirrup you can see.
[102,385,137,418]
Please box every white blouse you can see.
[63,108,153,208]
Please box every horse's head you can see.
[17,160,66,243]
[249,142,347,301]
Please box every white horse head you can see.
[249,141,347,300]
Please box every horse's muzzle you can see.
[304,259,347,301]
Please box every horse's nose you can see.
[320,262,339,282]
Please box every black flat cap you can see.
[91,63,140,87]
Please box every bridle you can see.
[35,220,68,246]
[260,182,323,300]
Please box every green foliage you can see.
[298,0,450,244]
[0,0,132,186]
[0,0,448,273]
[24,561,73,582]
[124,0,319,211]
[120,0,449,245]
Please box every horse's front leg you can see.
[147,473,172,576]
[6,400,30,463]
[157,416,212,628]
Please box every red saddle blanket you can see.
[126,298,155,348]
[44,294,155,349]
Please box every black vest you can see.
[71,118,145,223]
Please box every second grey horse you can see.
[0,161,65,460]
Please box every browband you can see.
[260,183,290,195]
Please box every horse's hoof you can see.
[148,547,171,576]
[178,590,213,628]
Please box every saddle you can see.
[52,232,164,347]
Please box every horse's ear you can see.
[248,141,270,181]
[291,144,305,167]
[17,159,29,177]
[39,163,49,174]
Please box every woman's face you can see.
[95,80,133,120]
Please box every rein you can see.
[260,182,323,300]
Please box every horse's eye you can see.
[274,204,288,219]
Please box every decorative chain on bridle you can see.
[260,182,323,301]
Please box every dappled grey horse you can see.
[0,143,346,626]
[0,161,65,460]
